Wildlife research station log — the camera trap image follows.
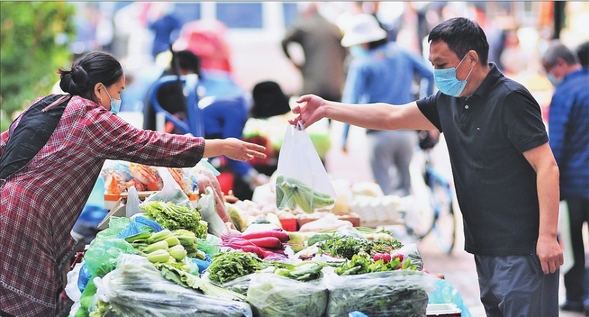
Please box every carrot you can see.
[244,237,283,250]
[258,246,286,255]
[228,244,265,259]
[241,230,290,243]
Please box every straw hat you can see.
[340,14,387,48]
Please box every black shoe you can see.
[560,301,584,313]
[584,304,589,317]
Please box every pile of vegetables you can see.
[140,200,208,238]
[312,232,403,260]
[220,230,290,260]
[207,251,271,284]
[71,186,435,317]
[334,253,417,275]
[272,261,325,282]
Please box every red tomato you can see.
[373,253,383,261]
[393,253,404,262]
[382,253,392,263]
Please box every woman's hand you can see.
[288,94,327,129]
[204,138,267,161]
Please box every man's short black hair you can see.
[171,50,201,76]
[428,17,490,65]
[576,41,589,68]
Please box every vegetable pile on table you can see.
[67,163,437,317]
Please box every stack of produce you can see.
[71,155,439,317]
[140,200,208,239]
[103,161,196,196]
[220,230,290,260]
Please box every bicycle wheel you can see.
[402,171,436,241]
[430,176,456,254]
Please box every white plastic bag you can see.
[93,254,252,317]
[197,186,227,237]
[275,123,336,213]
[143,167,191,208]
[125,186,143,218]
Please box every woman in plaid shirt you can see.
[0,51,266,316]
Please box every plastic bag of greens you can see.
[246,273,328,317]
[275,123,336,214]
[83,237,136,278]
[323,270,435,317]
[220,274,253,296]
[93,254,253,317]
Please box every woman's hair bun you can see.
[59,64,89,95]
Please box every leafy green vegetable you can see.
[155,263,247,302]
[141,201,208,238]
[307,233,331,247]
[207,251,270,284]
[334,254,418,275]
[317,233,403,260]
[273,261,325,281]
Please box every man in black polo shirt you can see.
[288,17,563,317]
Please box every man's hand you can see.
[536,234,564,274]
[288,94,327,129]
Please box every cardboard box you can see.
[297,214,361,229]
[104,191,199,210]
[97,199,127,230]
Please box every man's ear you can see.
[468,50,480,65]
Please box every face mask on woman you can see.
[103,85,122,115]
[434,54,474,97]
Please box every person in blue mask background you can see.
[541,40,589,316]
[288,17,563,317]
[339,13,434,197]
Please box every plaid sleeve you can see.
[72,99,205,167]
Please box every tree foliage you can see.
[0,2,76,132]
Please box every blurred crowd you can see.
[67,1,588,115]
[63,1,589,199]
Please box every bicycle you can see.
[383,134,457,255]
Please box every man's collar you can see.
[469,62,502,100]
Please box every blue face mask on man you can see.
[433,54,474,97]
[547,72,563,87]
[103,85,121,115]
[350,45,369,58]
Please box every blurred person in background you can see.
[290,17,563,317]
[339,13,434,197]
[541,40,589,316]
[0,51,266,316]
[147,3,182,60]
[281,2,347,109]
[577,41,589,68]
[143,49,201,132]
[143,50,268,201]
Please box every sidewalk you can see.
[324,121,586,317]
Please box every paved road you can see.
[323,121,586,317]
